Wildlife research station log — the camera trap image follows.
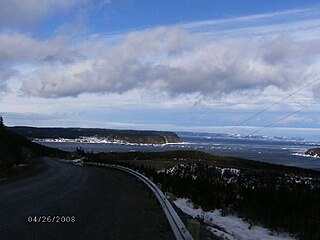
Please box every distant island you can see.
[305,148,320,157]
[7,126,181,145]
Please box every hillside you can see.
[83,150,320,176]
[81,150,320,239]
[7,126,181,144]
[0,124,66,173]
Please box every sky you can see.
[0,0,320,140]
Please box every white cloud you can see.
[0,33,71,63]
[183,7,320,41]
[0,0,85,28]
[276,115,314,124]
[16,25,320,100]
[0,66,18,90]
[0,32,79,91]
[183,8,316,30]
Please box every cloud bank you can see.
[16,27,320,99]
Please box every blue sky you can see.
[0,0,320,140]
[25,1,320,35]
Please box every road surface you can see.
[0,158,175,240]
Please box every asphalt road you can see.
[0,158,175,240]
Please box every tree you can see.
[0,115,3,126]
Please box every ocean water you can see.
[38,132,320,170]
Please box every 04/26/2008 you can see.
[27,215,76,223]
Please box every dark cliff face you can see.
[305,148,320,157]
[7,127,181,144]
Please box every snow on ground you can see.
[216,167,240,176]
[174,198,296,240]
[292,152,320,158]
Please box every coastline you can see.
[33,138,187,147]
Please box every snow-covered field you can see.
[174,198,296,240]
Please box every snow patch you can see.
[174,198,296,240]
[292,152,320,158]
[216,167,240,176]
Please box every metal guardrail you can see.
[84,162,194,240]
